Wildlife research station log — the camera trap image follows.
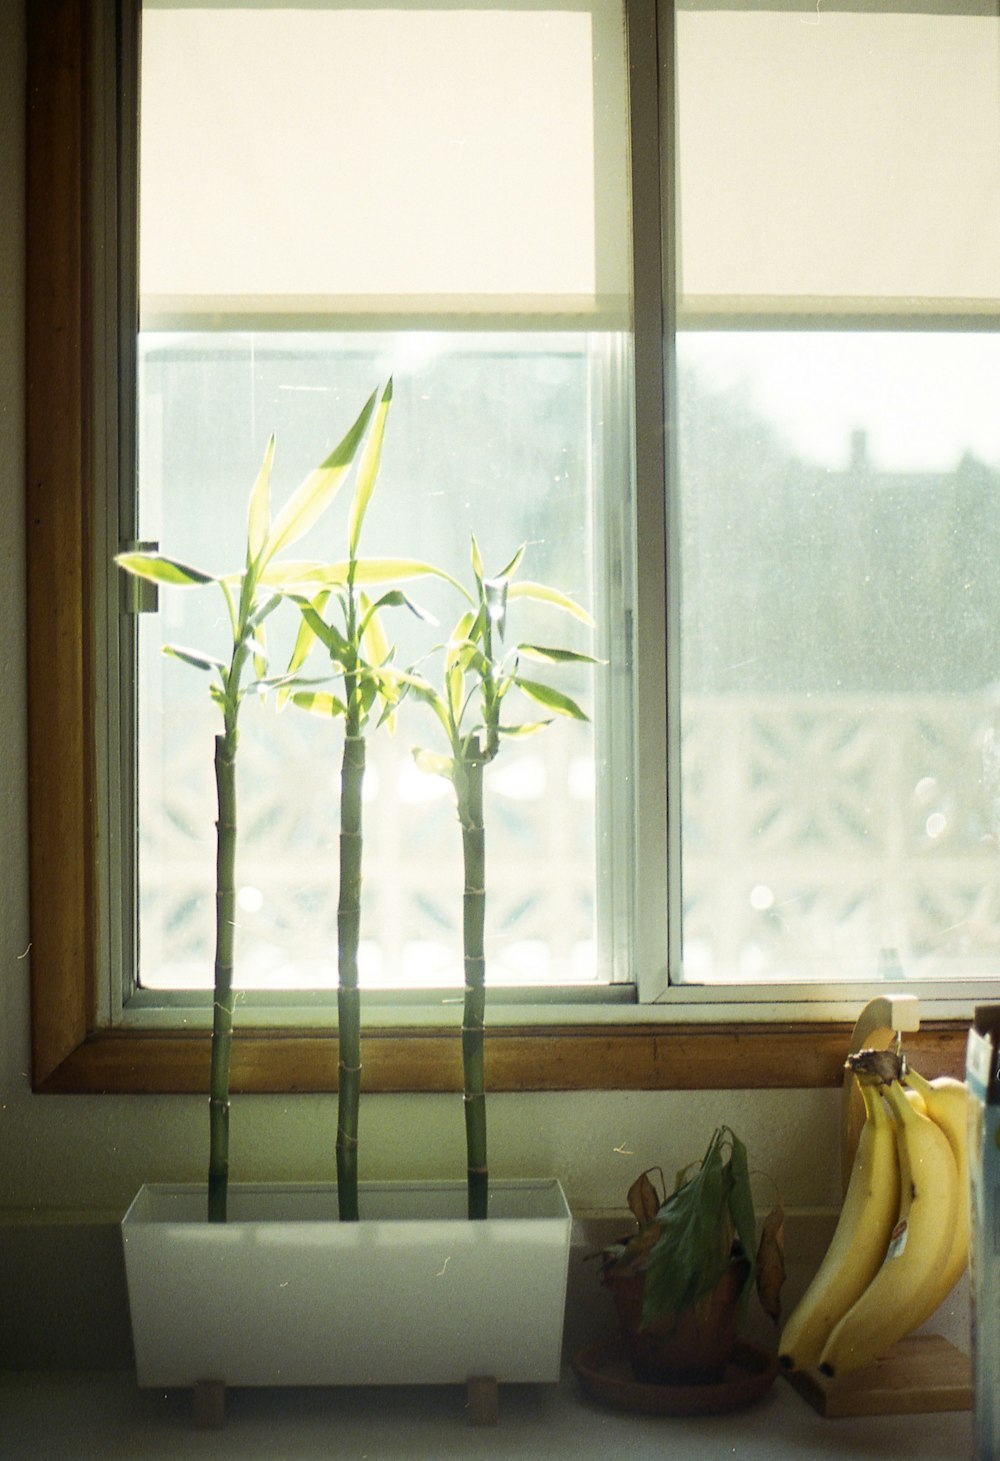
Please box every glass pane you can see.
[133,1,634,994]
[677,331,1000,982]
[675,4,1000,305]
[136,334,619,990]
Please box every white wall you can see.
[0,0,842,1226]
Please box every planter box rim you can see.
[123,1176,571,1226]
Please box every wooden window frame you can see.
[25,0,968,1098]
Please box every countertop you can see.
[0,1366,973,1461]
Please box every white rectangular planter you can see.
[121,1179,571,1389]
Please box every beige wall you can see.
[0,0,841,1225]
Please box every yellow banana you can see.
[778,1080,899,1372]
[902,1067,970,1305]
[818,1079,958,1378]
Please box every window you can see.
[673,1,1000,997]
[128,0,635,1002]
[27,0,993,1095]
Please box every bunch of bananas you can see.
[778,1059,969,1379]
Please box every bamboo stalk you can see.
[208,729,238,1223]
[459,747,488,1221]
[336,715,365,1223]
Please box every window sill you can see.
[32,1019,968,1095]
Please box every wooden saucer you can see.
[572,1337,779,1417]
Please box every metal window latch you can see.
[119,539,159,614]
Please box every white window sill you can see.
[115,979,987,1029]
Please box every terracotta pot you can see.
[603,1253,750,1384]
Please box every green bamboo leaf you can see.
[115,552,215,588]
[465,604,488,647]
[261,386,379,566]
[258,559,351,589]
[350,558,467,594]
[447,611,476,661]
[252,626,268,683]
[470,534,484,585]
[260,672,330,692]
[507,580,595,625]
[163,643,226,673]
[498,720,553,737]
[497,543,526,580]
[514,677,589,720]
[266,557,467,596]
[290,689,347,718]
[393,671,452,735]
[447,660,465,723]
[359,594,391,670]
[444,632,487,681]
[246,433,276,567]
[358,663,402,703]
[413,747,454,780]
[348,379,392,558]
[360,589,435,638]
[516,643,601,665]
[357,672,382,720]
[285,591,331,679]
[250,593,283,630]
[297,602,344,657]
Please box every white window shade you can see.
[676,2,1000,319]
[139,1,632,329]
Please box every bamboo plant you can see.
[407,537,597,1218]
[275,380,461,1222]
[114,388,381,1222]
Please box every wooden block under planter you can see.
[783,1333,972,1416]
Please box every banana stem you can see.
[208,729,238,1224]
[458,748,488,1221]
[336,707,365,1223]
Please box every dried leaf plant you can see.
[405,538,597,1218]
[606,1126,785,1328]
[115,388,381,1222]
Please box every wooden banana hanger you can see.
[840,994,920,1194]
